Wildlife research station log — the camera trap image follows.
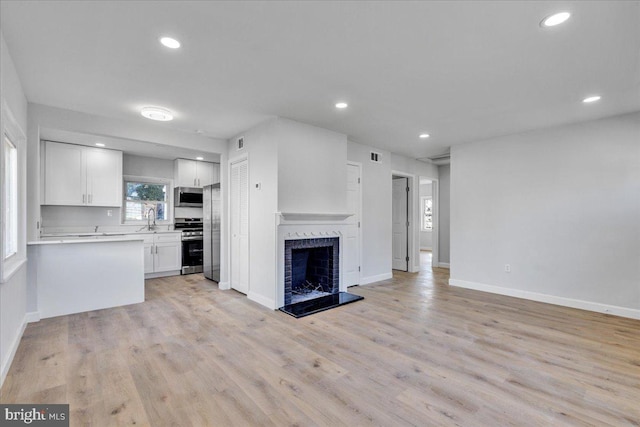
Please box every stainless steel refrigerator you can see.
[203,183,221,282]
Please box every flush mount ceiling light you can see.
[335,102,348,109]
[95,142,105,147]
[419,133,430,139]
[196,156,204,161]
[140,106,174,121]
[582,95,601,103]
[160,36,181,49]
[540,12,571,27]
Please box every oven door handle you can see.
[182,236,204,241]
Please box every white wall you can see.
[0,32,29,386]
[347,141,393,284]
[450,112,640,318]
[227,119,279,303]
[278,119,348,213]
[227,118,351,307]
[419,183,433,249]
[123,154,174,179]
[438,165,450,265]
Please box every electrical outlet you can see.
[504,264,511,273]
[107,209,113,217]
[255,182,261,190]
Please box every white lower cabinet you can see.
[139,233,182,276]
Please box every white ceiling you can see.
[2,1,639,160]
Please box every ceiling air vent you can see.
[237,137,244,150]
[370,151,382,163]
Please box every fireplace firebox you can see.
[284,237,339,305]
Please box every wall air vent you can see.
[237,137,244,150]
[370,151,382,163]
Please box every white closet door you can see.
[344,163,361,287]
[392,177,408,271]
[230,158,249,294]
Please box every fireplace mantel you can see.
[277,212,353,222]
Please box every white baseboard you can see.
[1,315,27,387]
[248,292,276,310]
[449,279,640,320]
[144,270,181,279]
[25,311,40,323]
[360,272,393,285]
[218,281,230,290]
[438,262,450,269]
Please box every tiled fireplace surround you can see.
[276,213,350,308]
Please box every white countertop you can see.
[29,230,182,245]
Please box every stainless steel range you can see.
[174,218,203,275]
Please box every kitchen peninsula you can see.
[27,235,145,319]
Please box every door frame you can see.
[228,153,249,293]
[391,170,416,272]
[346,161,362,286]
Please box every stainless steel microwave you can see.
[174,187,203,207]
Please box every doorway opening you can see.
[419,178,438,270]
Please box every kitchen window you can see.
[421,196,433,231]
[123,177,171,223]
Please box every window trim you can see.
[1,100,27,284]
[122,175,173,225]
[4,136,17,260]
[421,196,433,232]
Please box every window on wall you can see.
[3,135,18,259]
[421,196,433,231]
[123,178,170,222]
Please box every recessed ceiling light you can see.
[141,106,174,121]
[160,37,181,49]
[95,142,105,147]
[335,102,348,109]
[541,12,571,27]
[582,95,601,103]
[196,156,204,161]
[419,133,430,139]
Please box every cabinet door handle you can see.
[83,194,86,204]
[150,245,154,255]
[156,246,159,254]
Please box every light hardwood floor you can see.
[2,255,639,426]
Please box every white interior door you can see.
[392,177,408,271]
[230,158,249,294]
[344,163,361,287]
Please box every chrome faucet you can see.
[147,207,156,230]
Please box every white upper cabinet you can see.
[85,147,123,206]
[43,141,123,207]
[44,142,86,205]
[174,158,218,187]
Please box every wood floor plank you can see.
[2,252,639,426]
